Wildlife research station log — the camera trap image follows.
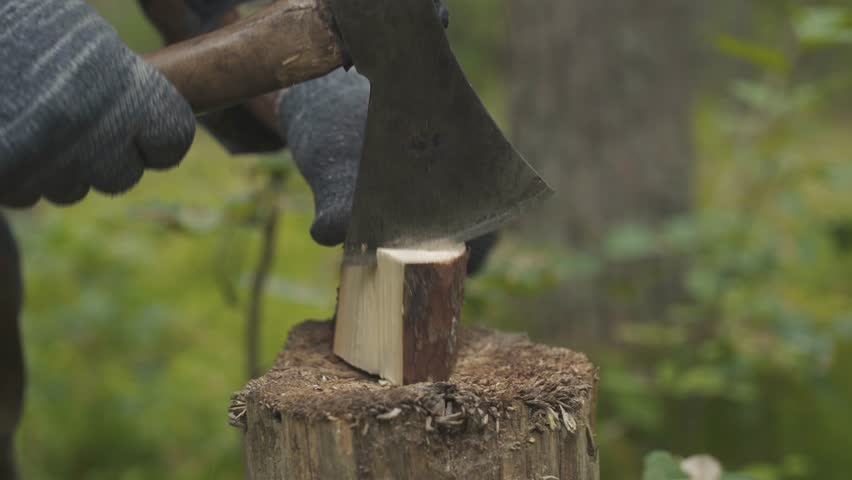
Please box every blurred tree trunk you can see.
[508,0,696,340]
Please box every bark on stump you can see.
[230,320,599,480]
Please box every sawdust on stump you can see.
[230,320,599,479]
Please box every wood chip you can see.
[427,402,441,417]
[434,412,464,426]
[376,408,402,421]
[547,408,559,430]
[559,405,577,433]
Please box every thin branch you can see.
[246,175,284,379]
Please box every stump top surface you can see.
[233,320,596,424]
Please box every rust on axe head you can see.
[328,0,553,260]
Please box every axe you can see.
[144,0,553,384]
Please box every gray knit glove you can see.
[278,68,496,274]
[278,68,367,247]
[0,0,196,207]
[277,0,447,247]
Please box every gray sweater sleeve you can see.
[0,0,195,207]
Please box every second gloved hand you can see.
[277,0,448,247]
[277,67,497,275]
[278,68,366,248]
[0,0,196,207]
[275,0,493,273]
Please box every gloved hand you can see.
[278,68,496,275]
[277,0,496,274]
[277,68,367,248]
[0,0,196,207]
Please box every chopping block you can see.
[230,320,600,480]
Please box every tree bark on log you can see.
[231,320,599,480]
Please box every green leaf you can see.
[685,268,718,302]
[662,216,702,252]
[224,192,262,225]
[714,34,790,73]
[554,252,603,280]
[603,223,658,260]
[793,6,852,47]
[730,80,787,114]
[643,451,689,480]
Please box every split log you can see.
[334,245,468,385]
[230,320,600,480]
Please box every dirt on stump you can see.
[231,320,600,479]
[230,320,597,435]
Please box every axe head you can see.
[329,0,553,260]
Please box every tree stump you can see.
[230,320,599,480]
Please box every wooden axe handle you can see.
[143,0,344,113]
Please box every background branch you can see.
[246,175,284,379]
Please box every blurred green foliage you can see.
[467,2,852,479]
[642,451,754,480]
[6,0,852,479]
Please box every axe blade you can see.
[330,0,553,259]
